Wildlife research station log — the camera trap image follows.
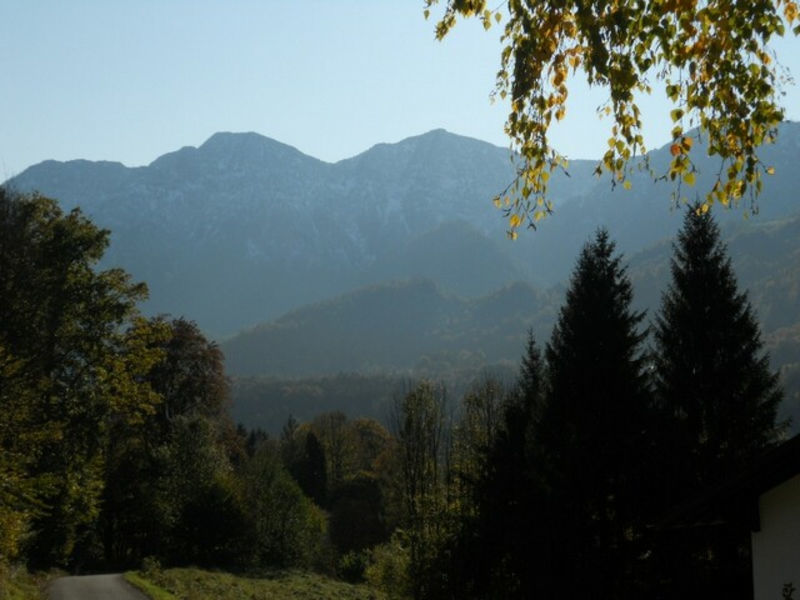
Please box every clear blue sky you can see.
[2,1,799,179]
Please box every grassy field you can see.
[125,567,388,600]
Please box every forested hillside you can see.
[224,209,800,432]
[222,279,555,376]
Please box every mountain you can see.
[8,130,545,335]
[8,124,800,337]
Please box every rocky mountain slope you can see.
[9,130,538,335]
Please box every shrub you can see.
[365,533,411,600]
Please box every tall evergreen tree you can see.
[538,229,653,597]
[654,207,784,490]
[467,331,546,599]
[652,206,784,597]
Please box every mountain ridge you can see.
[7,123,800,338]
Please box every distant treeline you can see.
[229,365,520,435]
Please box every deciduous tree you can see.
[426,0,799,235]
[0,188,160,567]
[391,381,449,600]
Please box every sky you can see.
[2,1,799,180]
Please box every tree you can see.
[652,206,784,596]
[146,317,230,429]
[537,229,653,597]
[0,187,161,567]
[311,411,355,490]
[654,207,784,487]
[0,346,42,563]
[449,376,506,516]
[390,381,449,600]
[426,0,799,235]
[328,473,388,555]
[285,430,327,506]
[100,317,239,568]
[241,442,329,570]
[466,332,546,598]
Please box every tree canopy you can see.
[0,188,163,565]
[425,0,800,236]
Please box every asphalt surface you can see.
[47,574,148,600]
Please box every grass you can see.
[124,572,177,600]
[125,567,388,600]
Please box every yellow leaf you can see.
[786,1,799,21]
[684,172,696,186]
[509,214,522,228]
[766,166,775,175]
[623,180,632,190]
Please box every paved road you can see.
[48,574,148,600]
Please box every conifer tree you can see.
[471,331,546,599]
[652,206,784,597]
[654,207,783,491]
[538,229,653,597]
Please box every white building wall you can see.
[752,473,800,600]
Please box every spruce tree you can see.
[538,229,653,597]
[654,207,784,492]
[652,206,784,598]
[464,331,545,599]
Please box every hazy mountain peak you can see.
[198,131,308,159]
[146,131,321,176]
